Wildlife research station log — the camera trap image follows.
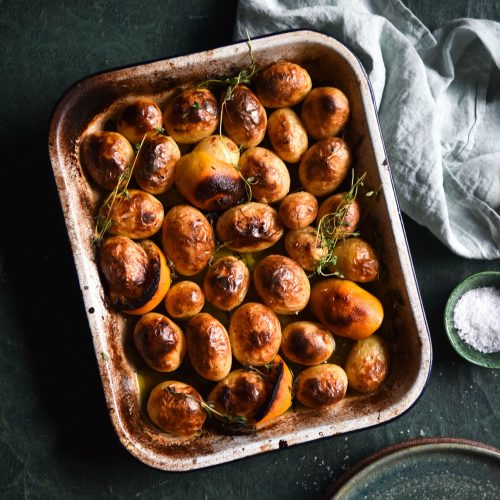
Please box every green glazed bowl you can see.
[444,271,500,369]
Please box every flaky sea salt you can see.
[453,286,500,353]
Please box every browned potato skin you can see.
[165,281,204,319]
[134,135,180,194]
[299,137,351,197]
[203,256,250,311]
[193,134,240,165]
[239,147,290,204]
[222,85,267,148]
[80,131,134,190]
[317,193,360,236]
[147,381,206,436]
[116,98,163,144]
[256,61,312,108]
[253,255,310,314]
[267,108,308,163]
[331,237,379,283]
[164,88,219,144]
[186,313,232,381]
[295,364,348,409]
[133,312,185,372]
[281,321,335,366]
[345,335,389,393]
[279,192,318,230]
[162,205,214,276]
[301,87,350,140]
[208,370,268,424]
[284,226,328,272]
[105,189,164,239]
[229,302,281,366]
[216,202,284,253]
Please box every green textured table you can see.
[1,1,499,498]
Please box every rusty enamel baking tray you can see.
[48,30,432,471]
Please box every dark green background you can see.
[1,1,499,498]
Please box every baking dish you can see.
[48,30,432,471]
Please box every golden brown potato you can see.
[164,88,219,144]
[229,302,282,366]
[256,61,312,108]
[310,278,384,340]
[281,321,335,366]
[316,192,360,237]
[301,87,350,140]
[284,226,328,272]
[253,255,310,314]
[165,281,205,319]
[222,85,267,148]
[162,204,214,276]
[330,237,379,282]
[279,192,318,230]
[104,189,164,239]
[208,369,268,425]
[299,137,351,196]
[216,202,284,253]
[147,381,206,436]
[134,135,180,194]
[295,364,348,409]
[80,131,134,190]
[239,147,290,204]
[203,256,250,311]
[116,98,163,144]
[267,108,308,163]
[345,335,389,393]
[174,151,246,212]
[193,134,240,165]
[133,312,185,372]
[186,313,232,381]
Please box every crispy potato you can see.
[299,137,351,196]
[162,204,214,276]
[253,255,310,314]
[165,281,205,319]
[301,87,350,140]
[256,61,312,108]
[279,192,318,230]
[116,98,163,144]
[203,256,250,311]
[193,134,240,165]
[239,147,290,204]
[267,108,308,163]
[295,364,348,409]
[345,335,389,393]
[186,313,232,381]
[216,202,284,253]
[331,237,379,283]
[316,192,360,237]
[284,226,328,272]
[229,302,281,366]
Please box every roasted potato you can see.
[222,85,267,148]
[203,256,250,311]
[281,321,335,366]
[294,364,348,409]
[316,192,360,237]
[165,281,205,319]
[239,147,290,204]
[253,254,310,314]
[345,335,389,393]
[162,204,214,276]
[278,192,318,230]
[310,278,384,340]
[330,237,379,282]
[186,313,232,381]
[267,108,308,163]
[164,88,219,144]
[284,226,328,272]
[216,202,284,253]
[193,134,240,165]
[80,131,134,190]
[256,61,312,108]
[301,87,350,140]
[116,98,163,144]
[147,381,206,436]
[229,302,282,366]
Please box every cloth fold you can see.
[235,0,500,259]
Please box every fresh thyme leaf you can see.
[166,258,177,279]
[154,126,166,135]
[191,101,201,109]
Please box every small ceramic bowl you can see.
[444,271,500,369]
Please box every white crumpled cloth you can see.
[235,0,500,259]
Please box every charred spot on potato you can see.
[195,173,246,210]
[136,319,178,357]
[171,90,217,126]
[303,376,344,406]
